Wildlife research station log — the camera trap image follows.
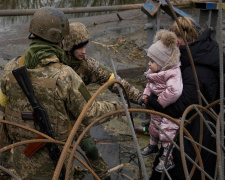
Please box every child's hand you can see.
[138,96,145,106]
[142,95,149,104]
[138,95,148,107]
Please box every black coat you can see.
[148,29,221,118]
[149,29,222,180]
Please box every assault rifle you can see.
[12,65,66,180]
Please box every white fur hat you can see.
[147,29,180,70]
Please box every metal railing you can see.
[0,1,217,17]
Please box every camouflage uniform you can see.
[63,22,142,103]
[63,22,142,179]
[0,53,121,179]
[71,55,142,103]
[0,113,12,180]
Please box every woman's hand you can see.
[177,38,185,47]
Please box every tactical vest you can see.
[5,56,71,142]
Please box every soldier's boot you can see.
[88,156,109,180]
[80,137,110,179]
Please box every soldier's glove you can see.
[80,138,100,160]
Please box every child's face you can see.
[148,57,159,73]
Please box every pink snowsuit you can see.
[143,62,183,148]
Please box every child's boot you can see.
[141,144,159,157]
[155,155,175,173]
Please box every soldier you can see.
[62,22,143,179]
[63,22,142,104]
[0,7,122,180]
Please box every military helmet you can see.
[63,22,90,51]
[29,7,69,43]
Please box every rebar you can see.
[216,114,223,180]
[110,58,148,180]
[193,105,216,137]
[180,104,220,180]
[53,79,127,180]
[0,165,20,180]
[0,138,98,179]
[218,0,225,176]
[0,103,221,180]
[64,80,131,179]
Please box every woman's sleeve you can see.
[148,93,189,118]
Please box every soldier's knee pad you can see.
[80,138,99,160]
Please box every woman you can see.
[148,17,223,179]
[139,29,182,172]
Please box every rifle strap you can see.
[11,57,70,158]
[23,136,46,158]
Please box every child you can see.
[139,29,183,173]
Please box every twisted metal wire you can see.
[160,98,224,180]
[64,80,136,179]
[0,121,97,179]
[61,108,202,180]
[0,165,20,180]
[0,107,217,180]
[110,58,148,180]
[217,0,225,176]
[216,113,223,179]
[180,104,218,180]
[0,98,222,180]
